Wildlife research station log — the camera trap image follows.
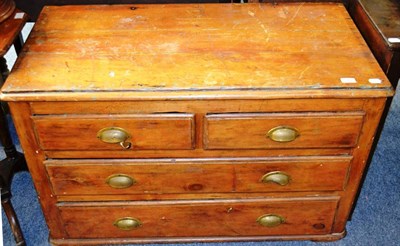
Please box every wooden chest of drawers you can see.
[0,3,394,245]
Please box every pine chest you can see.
[0,3,394,245]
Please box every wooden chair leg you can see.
[1,194,26,246]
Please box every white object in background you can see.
[4,22,35,70]
[340,77,357,83]
[14,12,25,19]
[368,78,382,84]
[388,37,400,43]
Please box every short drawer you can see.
[46,157,351,196]
[204,112,364,149]
[32,113,194,150]
[58,197,339,238]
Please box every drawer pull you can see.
[267,126,299,142]
[106,174,136,189]
[97,127,132,149]
[114,217,142,230]
[257,214,285,227]
[261,171,290,186]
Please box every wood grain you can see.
[1,3,394,243]
[54,191,343,203]
[0,3,393,100]
[45,156,351,196]
[204,112,364,149]
[49,232,346,245]
[30,99,366,114]
[32,113,195,150]
[43,148,352,159]
[58,197,339,238]
[332,97,387,232]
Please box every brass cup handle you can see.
[261,171,291,186]
[257,214,285,227]
[267,126,299,142]
[106,174,136,189]
[97,127,132,149]
[114,217,142,230]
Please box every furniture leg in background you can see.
[0,4,28,246]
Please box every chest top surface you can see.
[0,3,394,100]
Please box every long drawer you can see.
[32,113,195,150]
[204,112,364,149]
[46,157,351,196]
[58,197,339,238]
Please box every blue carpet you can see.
[2,85,400,245]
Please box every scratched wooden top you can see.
[1,3,394,100]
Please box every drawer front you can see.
[46,157,351,196]
[204,112,364,149]
[33,114,194,150]
[59,197,339,238]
